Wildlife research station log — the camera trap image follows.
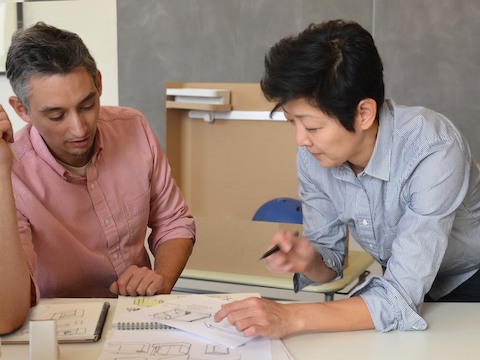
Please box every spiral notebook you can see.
[112,294,181,330]
[1,301,110,344]
[112,293,259,331]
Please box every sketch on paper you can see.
[135,295,258,348]
[13,306,88,338]
[97,329,271,360]
[149,304,212,323]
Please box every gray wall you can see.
[117,0,480,160]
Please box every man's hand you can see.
[0,104,15,169]
[110,265,167,296]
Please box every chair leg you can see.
[324,293,334,301]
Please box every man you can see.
[0,22,195,333]
[215,19,480,337]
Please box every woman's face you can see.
[283,97,375,172]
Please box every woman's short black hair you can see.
[261,19,384,132]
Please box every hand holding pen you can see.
[259,230,300,259]
[259,230,317,275]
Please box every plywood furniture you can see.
[165,82,373,300]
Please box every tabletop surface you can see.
[1,298,479,360]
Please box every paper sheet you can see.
[97,329,272,360]
[134,294,257,348]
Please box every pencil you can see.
[259,231,299,260]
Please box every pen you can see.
[259,231,299,260]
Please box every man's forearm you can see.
[153,238,194,293]
[0,170,31,334]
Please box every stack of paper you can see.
[97,294,294,360]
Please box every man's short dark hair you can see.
[261,19,384,131]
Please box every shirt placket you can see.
[86,165,126,275]
[355,186,378,258]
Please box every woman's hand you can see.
[264,230,316,274]
[214,297,300,338]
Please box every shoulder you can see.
[98,106,154,134]
[99,106,147,123]
[385,100,469,156]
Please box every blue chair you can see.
[252,197,303,224]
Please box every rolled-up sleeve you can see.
[143,118,195,252]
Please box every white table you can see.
[2,298,479,360]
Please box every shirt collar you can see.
[30,124,104,179]
[362,99,394,181]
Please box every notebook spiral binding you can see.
[116,322,175,331]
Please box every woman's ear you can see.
[8,96,31,123]
[355,98,377,131]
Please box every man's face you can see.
[283,97,371,170]
[17,67,101,167]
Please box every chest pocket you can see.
[123,190,150,240]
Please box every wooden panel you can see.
[166,82,298,220]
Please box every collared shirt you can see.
[12,106,195,301]
[294,99,480,331]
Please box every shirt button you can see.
[104,218,110,226]
[362,219,368,225]
[112,253,119,260]
[90,183,95,190]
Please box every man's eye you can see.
[48,113,65,121]
[82,103,95,111]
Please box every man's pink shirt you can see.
[11,106,195,302]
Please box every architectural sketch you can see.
[150,306,211,322]
[11,306,88,338]
[104,340,242,360]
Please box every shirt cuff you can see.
[353,276,428,332]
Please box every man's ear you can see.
[355,98,377,131]
[8,96,31,123]
[96,70,103,97]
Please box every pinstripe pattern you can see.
[294,99,480,331]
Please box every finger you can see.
[124,274,147,296]
[265,255,293,274]
[270,230,297,253]
[214,299,251,322]
[136,274,164,296]
[0,106,14,140]
[109,281,119,295]
[145,275,165,295]
[115,270,137,296]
